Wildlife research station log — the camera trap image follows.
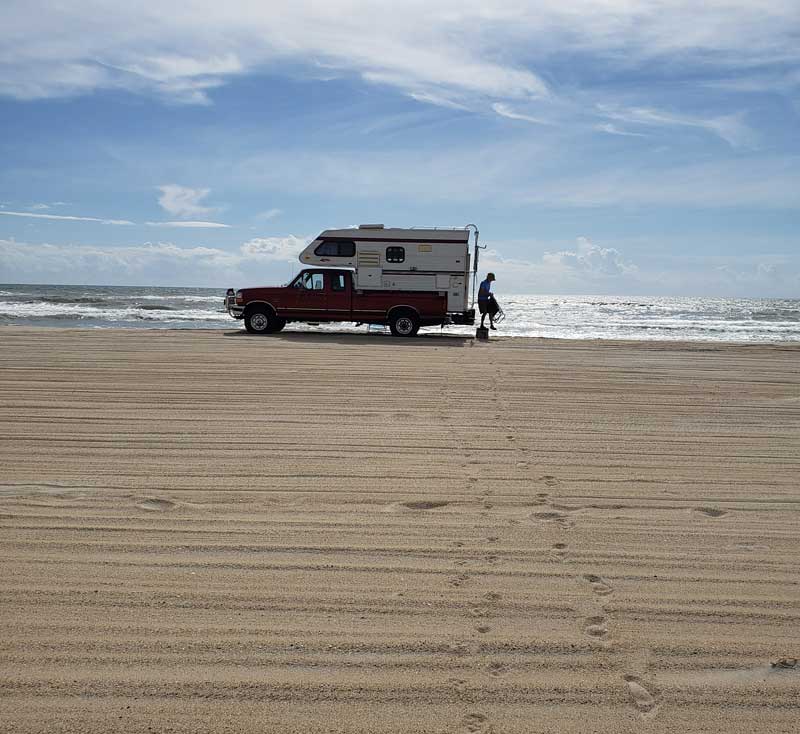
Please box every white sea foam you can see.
[0,285,798,341]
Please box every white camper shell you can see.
[298,224,475,313]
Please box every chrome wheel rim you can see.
[396,317,414,335]
[250,312,269,331]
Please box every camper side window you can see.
[386,246,405,263]
[314,240,356,257]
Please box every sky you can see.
[1,0,799,297]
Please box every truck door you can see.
[326,271,351,320]
[290,271,327,317]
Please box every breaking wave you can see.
[0,284,798,342]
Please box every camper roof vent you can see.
[358,223,384,229]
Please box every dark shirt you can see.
[478,278,492,301]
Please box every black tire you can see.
[389,310,420,337]
[244,306,283,334]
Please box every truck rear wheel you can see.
[245,306,285,334]
[389,311,420,337]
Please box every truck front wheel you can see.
[244,307,285,334]
[389,311,420,337]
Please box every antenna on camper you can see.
[465,224,483,308]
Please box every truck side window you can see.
[386,246,405,263]
[331,274,346,291]
[314,240,356,257]
[311,273,324,290]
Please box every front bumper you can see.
[224,293,244,319]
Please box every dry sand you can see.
[1,327,799,733]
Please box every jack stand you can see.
[475,326,489,340]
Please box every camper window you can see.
[386,246,405,263]
[315,240,356,257]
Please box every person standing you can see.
[478,272,497,330]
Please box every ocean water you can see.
[1,284,799,342]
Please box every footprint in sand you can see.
[487,661,508,677]
[623,674,659,716]
[584,614,609,640]
[475,624,491,634]
[461,712,492,733]
[402,500,450,510]
[734,543,769,551]
[136,498,175,512]
[694,506,727,518]
[532,510,575,530]
[540,475,559,487]
[484,591,502,602]
[470,606,490,618]
[584,574,613,596]
[449,573,471,588]
[550,542,568,561]
[448,677,469,695]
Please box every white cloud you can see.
[473,237,642,295]
[4,1,796,109]
[492,103,551,125]
[598,105,756,148]
[116,53,243,83]
[2,235,797,295]
[408,91,470,110]
[0,210,134,225]
[157,184,215,218]
[595,123,647,138]
[146,220,231,228]
[240,236,307,261]
[543,237,638,277]
[0,236,307,287]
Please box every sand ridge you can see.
[1,327,799,733]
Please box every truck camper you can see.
[225,224,483,336]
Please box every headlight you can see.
[235,290,244,304]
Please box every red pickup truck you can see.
[225,268,474,336]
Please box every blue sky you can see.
[1,0,798,296]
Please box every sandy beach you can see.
[1,326,799,733]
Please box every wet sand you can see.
[1,327,799,733]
